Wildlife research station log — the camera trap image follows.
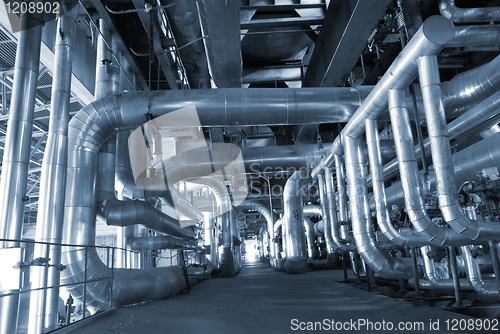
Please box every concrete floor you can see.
[67,262,478,334]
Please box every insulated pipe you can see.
[101,198,195,239]
[96,22,119,204]
[418,246,471,290]
[311,16,456,178]
[273,218,284,270]
[462,246,498,296]
[0,14,43,334]
[379,130,500,210]
[417,55,500,241]
[442,54,500,116]
[365,119,425,247]
[236,200,277,266]
[127,236,199,251]
[344,136,413,279]
[448,25,500,48]
[439,0,500,23]
[303,217,315,260]
[377,84,500,187]
[388,89,469,247]
[334,154,353,247]
[283,170,309,274]
[325,167,355,252]
[317,173,337,255]
[28,11,77,334]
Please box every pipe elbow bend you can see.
[284,256,307,274]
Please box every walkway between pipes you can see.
[66,262,473,334]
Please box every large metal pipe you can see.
[365,119,425,248]
[439,0,500,23]
[303,217,315,260]
[27,11,77,334]
[334,154,354,249]
[127,235,199,251]
[282,170,308,274]
[417,55,500,241]
[442,54,500,117]
[377,85,500,190]
[462,245,498,296]
[448,25,500,48]
[325,167,355,252]
[273,218,284,271]
[344,135,413,279]
[101,198,195,239]
[317,173,336,256]
[388,89,469,246]
[311,16,456,178]
[0,13,43,334]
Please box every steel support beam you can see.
[303,0,391,87]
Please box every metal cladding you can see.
[311,15,456,178]
[283,170,309,274]
[344,135,413,279]
[439,0,500,23]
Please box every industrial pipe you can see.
[273,218,284,270]
[311,15,456,178]
[388,89,469,246]
[27,10,77,334]
[439,0,500,23]
[101,198,196,239]
[417,55,500,241]
[344,135,413,279]
[283,170,309,274]
[462,246,498,296]
[127,235,199,251]
[317,173,337,256]
[303,217,316,260]
[0,13,43,334]
[334,154,354,248]
[365,119,425,247]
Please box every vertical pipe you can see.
[28,10,77,334]
[0,12,43,334]
[489,241,500,303]
[449,246,463,307]
[411,247,420,297]
[318,173,336,257]
[283,170,308,274]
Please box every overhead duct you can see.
[365,119,425,248]
[282,170,309,274]
[160,0,211,89]
[417,55,500,241]
[448,25,500,48]
[439,0,500,23]
[343,135,413,279]
[311,16,456,179]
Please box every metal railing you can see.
[0,237,144,332]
